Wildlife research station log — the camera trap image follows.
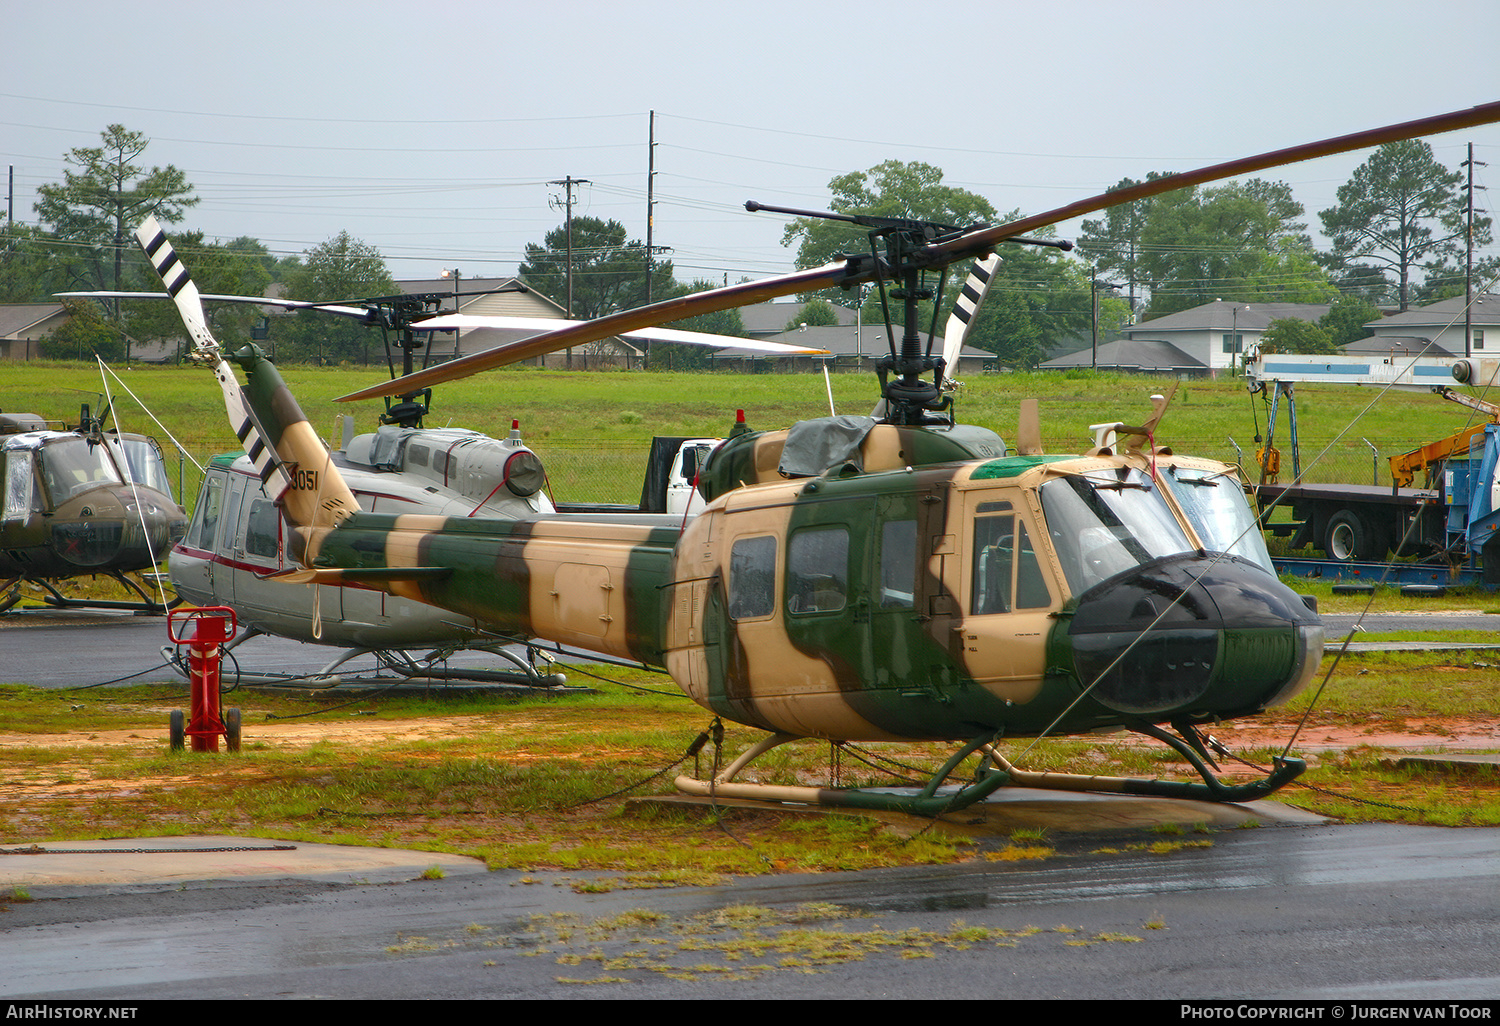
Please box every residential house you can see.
[0,303,69,361]
[708,323,995,376]
[1042,299,1333,377]
[1361,292,1500,358]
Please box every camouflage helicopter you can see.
[143,102,1499,815]
[60,272,825,685]
[0,403,187,614]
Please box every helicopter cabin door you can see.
[227,473,342,629]
[173,467,227,603]
[954,491,1056,704]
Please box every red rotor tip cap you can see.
[736,409,745,423]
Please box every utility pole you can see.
[1461,142,1487,358]
[645,111,656,307]
[549,176,589,368]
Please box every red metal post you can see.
[168,607,237,753]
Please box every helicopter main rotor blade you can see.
[133,218,294,499]
[923,99,1500,267]
[339,100,1500,405]
[940,254,1001,374]
[410,312,831,355]
[338,262,852,401]
[55,290,376,321]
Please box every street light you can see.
[441,268,461,359]
[1091,274,1123,371]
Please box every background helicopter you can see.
[0,402,186,614]
[66,261,825,686]
[144,102,1499,813]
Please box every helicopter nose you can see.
[1064,553,1323,718]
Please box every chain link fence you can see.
[158,435,1426,519]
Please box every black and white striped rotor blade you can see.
[940,254,1000,375]
[133,216,292,499]
[135,216,218,359]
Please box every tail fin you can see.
[134,217,358,561]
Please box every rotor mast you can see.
[745,201,1070,425]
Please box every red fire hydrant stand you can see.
[167,607,241,753]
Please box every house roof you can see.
[738,301,858,335]
[0,303,67,339]
[1339,335,1455,358]
[1369,292,1500,329]
[1041,338,1205,373]
[1124,299,1332,334]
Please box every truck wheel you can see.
[1324,510,1386,562]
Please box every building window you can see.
[1221,333,1243,354]
[1474,329,1486,352]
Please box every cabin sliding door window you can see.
[787,526,849,615]
[728,535,777,620]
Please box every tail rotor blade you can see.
[941,254,1000,376]
[134,217,293,501]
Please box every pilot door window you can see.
[970,514,1051,615]
[786,526,849,615]
[185,475,225,551]
[879,519,917,610]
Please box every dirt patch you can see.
[0,712,508,753]
[1207,717,1500,753]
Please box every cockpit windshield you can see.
[38,437,123,505]
[1040,467,1194,593]
[1159,464,1274,572]
[109,437,176,500]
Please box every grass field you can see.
[0,358,1477,510]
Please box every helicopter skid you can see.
[673,729,1306,817]
[163,632,572,691]
[9,573,179,615]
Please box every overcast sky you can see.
[4,0,1498,289]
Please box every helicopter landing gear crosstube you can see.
[674,726,1306,817]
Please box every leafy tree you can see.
[276,232,395,364]
[1258,317,1337,355]
[0,222,55,303]
[962,245,1117,370]
[519,217,674,320]
[651,279,749,371]
[1076,173,1175,313]
[1137,179,1331,318]
[785,298,839,330]
[781,160,997,313]
[1318,140,1490,311]
[38,300,125,361]
[1319,294,1383,348]
[34,125,198,307]
[1410,254,1500,306]
[124,233,276,361]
